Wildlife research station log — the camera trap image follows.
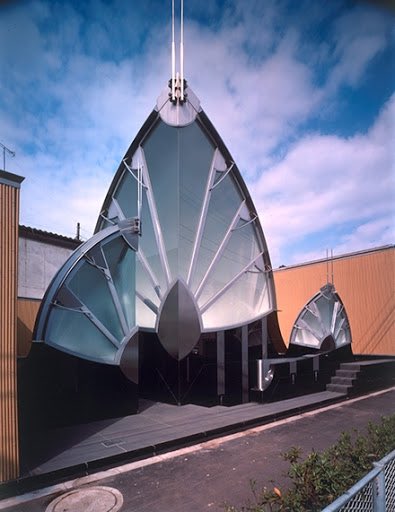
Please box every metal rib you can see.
[195,200,246,300]
[136,290,159,314]
[140,146,172,286]
[186,148,218,286]
[200,252,264,313]
[137,248,162,299]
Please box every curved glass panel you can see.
[143,121,179,277]
[46,308,118,363]
[202,270,269,329]
[102,237,136,330]
[197,220,262,309]
[179,122,215,279]
[36,82,278,369]
[290,284,352,350]
[68,262,124,341]
[35,228,137,364]
[113,169,138,219]
[190,173,243,293]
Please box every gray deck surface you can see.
[2,387,394,512]
[20,390,344,478]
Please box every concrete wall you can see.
[18,237,74,299]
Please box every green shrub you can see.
[224,415,395,512]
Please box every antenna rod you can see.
[0,142,15,171]
[171,0,176,101]
[180,0,184,101]
[137,159,142,225]
[326,248,329,284]
[331,248,334,284]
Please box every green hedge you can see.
[225,414,395,512]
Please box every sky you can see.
[0,0,394,267]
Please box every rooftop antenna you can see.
[0,142,15,171]
[331,248,334,285]
[137,158,142,227]
[171,0,176,101]
[326,248,329,284]
[180,0,184,102]
[170,0,185,103]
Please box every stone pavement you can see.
[1,387,394,512]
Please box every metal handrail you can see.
[322,448,395,511]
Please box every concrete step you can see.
[331,376,356,386]
[326,383,350,394]
[336,369,359,378]
[340,362,361,370]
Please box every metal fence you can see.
[322,449,395,512]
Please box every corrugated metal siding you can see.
[17,298,41,357]
[0,182,20,482]
[273,247,395,355]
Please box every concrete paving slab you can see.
[1,388,393,512]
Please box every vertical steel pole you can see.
[241,325,249,403]
[217,331,225,403]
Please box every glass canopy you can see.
[96,84,275,335]
[35,81,277,366]
[289,283,352,351]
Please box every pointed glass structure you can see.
[34,80,283,405]
[289,283,352,352]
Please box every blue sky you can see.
[0,0,394,267]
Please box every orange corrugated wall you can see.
[17,298,41,358]
[0,182,20,482]
[273,247,395,355]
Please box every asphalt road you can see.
[1,388,394,512]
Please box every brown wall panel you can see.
[17,298,41,358]
[0,176,21,482]
[273,247,395,355]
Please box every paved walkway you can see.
[19,390,344,479]
[1,387,394,512]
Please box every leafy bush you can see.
[224,415,395,512]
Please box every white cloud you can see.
[255,94,395,265]
[1,0,393,264]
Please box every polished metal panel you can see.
[157,280,201,360]
[254,360,274,391]
[119,328,139,384]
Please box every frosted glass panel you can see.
[113,169,137,219]
[198,221,261,307]
[103,237,136,330]
[191,173,243,292]
[295,329,320,347]
[136,297,157,328]
[143,121,179,277]
[135,259,159,328]
[179,122,214,279]
[316,295,333,327]
[68,261,124,341]
[201,270,270,329]
[139,186,167,296]
[46,308,117,363]
[301,310,324,338]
